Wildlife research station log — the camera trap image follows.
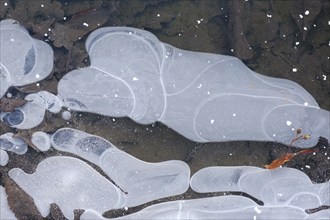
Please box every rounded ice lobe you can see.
[8,156,124,219]
[57,26,329,148]
[0,133,27,155]
[0,149,9,166]
[2,109,24,126]
[0,19,54,98]
[61,110,71,120]
[31,131,51,152]
[50,128,190,207]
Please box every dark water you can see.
[0,0,329,219]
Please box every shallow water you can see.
[0,0,329,219]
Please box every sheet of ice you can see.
[8,156,125,219]
[81,196,321,220]
[190,166,329,209]
[0,186,17,220]
[57,26,329,148]
[0,149,9,166]
[0,133,27,154]
[50,127,190,207]
[0,19,53,98]
[31,131,51,151]
[0,91,62,129]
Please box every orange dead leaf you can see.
[264,149,317,170]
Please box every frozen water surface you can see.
[8,156,125,219]
[50,128,190,207]
[0,133,27,154]
[0,91,61,129]
[190,166,329,209]
[57,27,329,148]
[0,186,17,220]
[81,195,328,220]
[0,19,53,98]
[31,131,51,151]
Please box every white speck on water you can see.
[229,153,232,156]
[48,28,52,31]
[299,14,303,19]
[267,14,272,18]
[41,4,44,7]
[114,94,118,98]
[305,10,310,15]
[36,74,40,79]
[286,120,292,126]
[157,13,160,17]
[197,84,202,88]
[264,40,267,43]
[210,119,215,124]
[83,23,89,27]
[132,77,138,81]
[178,33,181,36]
[295,41,300,45]
[196,20,201,24]
[112,118,116,122]
[304,102,309,106]
[282,34,286,37]
[4,2,8,6]
[63,16,67,20]
[36,83,40,87]
[305,165,311,169]
[10,38,14,42]
[233,113,236,117]
[328,21,330,25]
[313,152,316,155]
[292,68,298,72]
[254,206,262,214]
[303,27,308,31]
[44,33,48,37]
[231,48,234,52]
[207,91,210,95]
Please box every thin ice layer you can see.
[58,26,329,147]
[50,127,190,207]
[81,195,323,220]
[0,133,27,154]
[8,156,124,219]
[190,166,329,209]
[0,186,17,220]
[0,91,62,129]
[0,19,53,98]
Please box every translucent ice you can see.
[0,19,53,98]
[8,156,125,219]
[0,149,9,166]
[57,27,329,148]
[81,196,325,220]
[0,133,27,154]
[31,131,51,151]
[50,128,190,207]
[0,186,17,220]
[190,166,329,209]
[0,91,62,129]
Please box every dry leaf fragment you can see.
[264,149,316,169]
